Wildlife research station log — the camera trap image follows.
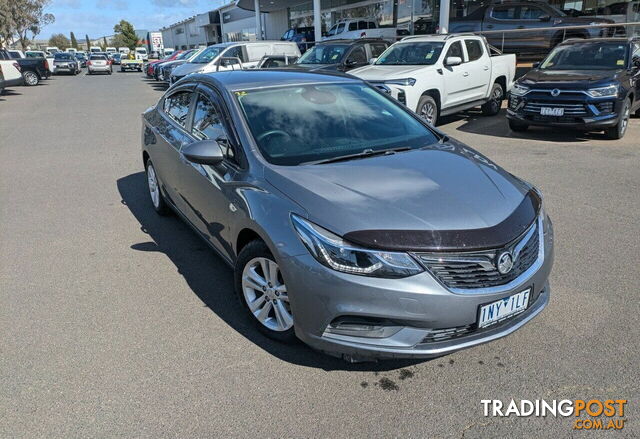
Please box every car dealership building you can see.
[159,0,640,50]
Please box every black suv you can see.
[294,38,390,72]
[507,38,640,139]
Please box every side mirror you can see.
[633,58,640,69]
[344,59,357,67]
[369,57,378,64]
[539,15,551,21]
[445,56,462,66]
[532,61,540,68]
[322,32,328,37]
[182,139,224,165]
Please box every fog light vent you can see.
[325,317,401,339]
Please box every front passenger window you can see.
[346,46,367,64]
[192,94,235,161]
[164,91,192,127]
[445,41,463,60]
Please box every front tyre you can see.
[417,95,439,126]
[235,240,296,343]
[145,160,170,215]
[481,83,504,116]
[508,119,529,132]
[605,99,631,140]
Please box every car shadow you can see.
[0,89,22,96]
[439,108,612,143]
[117,172,425,371]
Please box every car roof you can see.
[560,37,633,45]
[190,69,360,92]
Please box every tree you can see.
[102,36,107,50]
[85,34,90,51]
[113,20,137,50]
[111,33,127,49]
[0,0,55,49]
[48,33,69,49]
[70,31,77,49]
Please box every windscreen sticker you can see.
[425,52,434,59]
[235,91,248,97]
[331,54,339,60]
[617,59,624,65]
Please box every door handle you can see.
[484,66,489,71]
[463,72,469,77]
[486,24,494,29]
[517,26,525,29]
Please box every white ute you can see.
[350,34,516,125]
[323,18,397,42]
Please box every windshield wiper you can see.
[302,146,413,165]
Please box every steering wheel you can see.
[257,130,291,142]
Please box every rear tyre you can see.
[145,160,170,215]
[23,71,39,86]
[417,95,439,126]
[508,119,529,132]
[481,83,504,116]
[605,99,631,140]
[235,240,297,343]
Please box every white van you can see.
[118,47,130,56]
[89,46,101,54]
[105,47,117,54]
[134,47,148,61]
[169,41,301,84]
[65,48,77,55]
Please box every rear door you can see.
[150,85,196,212]
[463,38,491,101]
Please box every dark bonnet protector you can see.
[343,190,541,252]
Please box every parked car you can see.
[53,52,80,75]
[0,52,23,88]
[120,55,143,72]
[257,54,300,68]
[87,54,112,75]
[281,26,316,52]
[0,64,4,93]
[169,41,300,84]
[155,49,199,81]
[25,50,55,74]
[507,37,640,139]
[7,49,25,59]
[111,53,122,65]
[447,1,619,56]
[135,47,148,61]
[323,18,398,42]
[146,51,182,78]
[351,34,516,125]
[294,38,390,72]
[1,48,49,85]
[140,69,554,361]
[75,52,87,68]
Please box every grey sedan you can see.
[140,70,554,361]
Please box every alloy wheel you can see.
[241,257,293,332]
[146,164,160,208]
[23,71,38,86]
[420,102,436,125]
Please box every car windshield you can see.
[236,83,439,166]
[54,53,72,60]
[176,50,193,60]
[375,42,445,65]
[540,42,628,70]
[191,46,223,64]
[297,45,348,64]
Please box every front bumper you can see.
[507,91,621,129]
[279,221,554,360]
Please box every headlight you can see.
[511,83,529,96]
[384,78,416,86]
[586,85,618,98]
[291,214,423,278]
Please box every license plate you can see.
[478,289,530,328]
[540,107,564,116]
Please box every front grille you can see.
[421,324,473,343]
[523,101,587,116]
[416,220,540,290]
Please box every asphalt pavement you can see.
[1,70,638,438]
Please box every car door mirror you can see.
[369,57,378,64]
[539,15,551,21]
[344,59,357,67]
[445,56,462,66]
[182,139,224,165]
[633,58,640,69]
[532,61,540,68]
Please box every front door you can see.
[441,41,469,108]
[174,87,240,261]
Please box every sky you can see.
[42,0,221,39]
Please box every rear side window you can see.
[348,22,357,31]
[164,91,192,127]
[370,43,388,57]
[491,6,518,19]
[464,39,484,61]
